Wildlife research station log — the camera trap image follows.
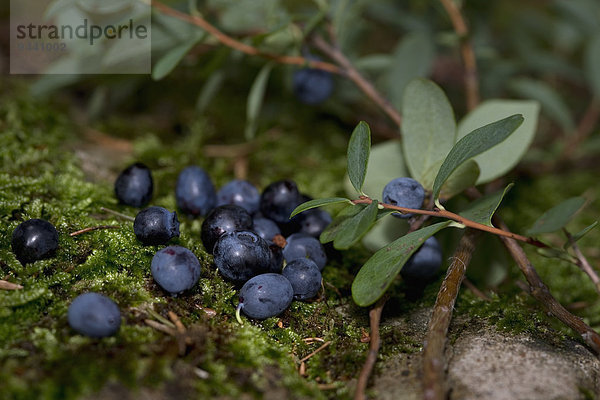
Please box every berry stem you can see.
[100,207,135,222]
[235,303,244,325]
[69,225,120,237]
[351,197,547,248]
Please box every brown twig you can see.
[564,228,600,294]
[0,280,23,290]
[423,229,480,400]
[439,0,479,111]
[145,319,177,336]
[354,297,385,400]
[69,225,120,237]
[151,1,341,74]
[494,217,600,354]
[299,341,332,363]
[311,35,403,129]
[352,197,546,248]
[100,207,135,222]
[560,98,600,161]
[462,278,491,301]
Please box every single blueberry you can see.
[252,217,281,244]
[283,233,327,271]
[267,243,284,273]
[114,162,153,207]
[11,219,59,265]
[292,65,334,105]
[282,258,322,301]
[201,205,253,254]
[151,245,202,294]
[67,292,121,338]
[382,177,425,219]
[133,206,180,246]
[213,230,271,282]
[259,180,302,224]
[400,237,443,281]
[217,180,260,215]
[237,273,293,320]
[176,166,217,217]
[299,208,332,238]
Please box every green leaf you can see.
[352,221,452,306]
[509,78,574,132]
[245,63,274,139]
[527,197,586,235]
[584,33,600,98]
[196,71,225,113]
[439,160,480,200]
[401,78,456,189]
[347,121,371,194]
[320,204,365,244]
[290,197,350,218]
[433,114,524,200]
[564,221,598,249]
[460,183,514,227]
[361,217,409,252]
[333,201,379,250]
[152,37,201,81]
[457,100,540,184]
[387,32,435,110]
[343,140,407,199]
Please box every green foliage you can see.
[347,121,371,195]
[526,197,586,235]
[459,184,513,227]
[245,63,274,139]
[290,197,350,217]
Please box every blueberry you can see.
[67,292,121,338]
[400,237,443,281]
[217,180,260,215]
[201,205,253,254]
[237,273,293,320]
[151,245,202,294]
[282,258,322,301]
[11,219,59,264]
[292,64,334,105]
[213,230,271,282]
[299,208,332,238]
[252,217,281,244]
[114,163,153,207]
[283,232,327,271]
[176,166,217,217]
[133,206,180,246]
[382,177,425,219]
[259,180,302,224]
[267,243,284,273]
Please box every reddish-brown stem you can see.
[352,197,546,248]
[494,217,600,354]
[69,225,120,237]
[439,0,479,111]
[423,229,480,400]
[151,1,342,74]
[354,298,385,400]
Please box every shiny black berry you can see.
[114,163,153,207]
[11,219,59,264]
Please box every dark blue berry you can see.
[114,163,153,207]
[67,292,121,338]
[283,233,327,271]
[400,237,442,281]
[11,219,59,265]
[151,246,202,294]
[213,230,271,282]
[217,180,260,215]
[292,65,334,105]
[282,258,322,301]
[237,273,293,319]
[267,243,284,273]
[201,205,253,254]
[382,177,425,219]
[259,180,302,224]
[176,166,217,217]
[252,217,281,244]
[133,206,180,245]
[299,208,332,238]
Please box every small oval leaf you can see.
[245,63,274,139]
[347,121,371,194]
[333,200,379,250]
[527,197,586,235]
[459,183,514,227]
[432,114,524,200]
[290,197,350,218]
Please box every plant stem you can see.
[494,217,600,353]
[439,0,479,111]
[69,225,120,237]
[151,1,341,74]
[564,228,600,294]
[423,229,480,400]
[354,297,386,400]
[351,197,546,248]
